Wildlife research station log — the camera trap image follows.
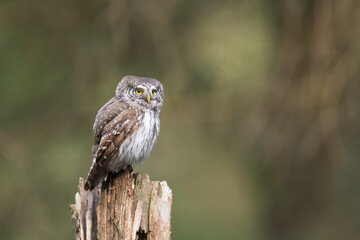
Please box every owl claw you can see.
[127,165,134,172]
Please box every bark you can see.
[70,170,172,240]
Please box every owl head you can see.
[115,75,164,111]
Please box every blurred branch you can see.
[252,0,360,239]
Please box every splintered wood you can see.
[70,170,172,240]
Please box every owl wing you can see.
[94,108,138,168]
[92,98,127,155]
[84,99,138,191]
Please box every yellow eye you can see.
[152,89,156,95]
[135,89,142,94]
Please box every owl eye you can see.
[152,89,156,95]
[135,89,143,94]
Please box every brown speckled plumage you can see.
[84,75,164,191]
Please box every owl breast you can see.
[109,110,159,171]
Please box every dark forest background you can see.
[1,0,359,239]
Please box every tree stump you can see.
[70,169,172,240]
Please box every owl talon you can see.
[127,165,134,172]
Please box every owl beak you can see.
[146,93,150,103]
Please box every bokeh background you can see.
[1,0,360,239]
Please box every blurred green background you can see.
[1,0,359,239]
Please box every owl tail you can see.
[84,160,106,191]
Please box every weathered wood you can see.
[70,169,172,240]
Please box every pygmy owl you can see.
[84,75,164,191]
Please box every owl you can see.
[84,75,164,191]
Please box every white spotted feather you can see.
[84,75,164,191]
